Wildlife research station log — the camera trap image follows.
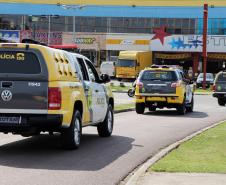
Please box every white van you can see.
[100,61,115,77]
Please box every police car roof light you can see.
[151,65,159,68]
[162,65,170,68]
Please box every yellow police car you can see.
[0,43,114,149]
[135,65,194,114]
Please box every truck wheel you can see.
[61,110,82,149]
[136,103,145,114]
[177,98,186,115]
[218,98,226,106]
[186,96,194,112]
[97,104,114,137]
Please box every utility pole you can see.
[202,4,208,89]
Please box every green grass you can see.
[115,103,135,111]
[150,122,226,173]
[110,85,130,92]
[194,88,212,93]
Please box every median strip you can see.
[151,121,226,173]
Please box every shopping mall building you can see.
[1,0,226,73]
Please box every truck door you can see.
[84,59,108,123]
[76,57,107,123]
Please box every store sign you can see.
[155,53,191,59]
[208,53,226,60]
[75,38,96,44]
[0,30,20,42]
[20,31,62,45]
[151,34,226,53]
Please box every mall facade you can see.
[1,0,226,74]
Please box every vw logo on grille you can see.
[1,90,12,101]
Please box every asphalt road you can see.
[113,92,134,105]
[0,95,226,185]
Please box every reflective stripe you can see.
[0,109,48,114]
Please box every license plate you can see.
[0,116,21,124]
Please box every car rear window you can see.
[217,73,226,82]
[0,51,41,74]
[141,70,178,81]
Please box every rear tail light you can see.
[136,81,144,88]
[212,84,216,92]
[48,87,61,110]
[171,81,181,88]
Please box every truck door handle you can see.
[2,82,13,88]
[95,90,99,93]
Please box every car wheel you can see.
[177,97,186,115]
[186,96,194,112]
[218,98,226,106]
[127,88,135,97]
[136,103,145,114]
[97,104,114,137]
[61,110,82,149]
[149,106,156,112]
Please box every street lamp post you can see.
[73,15,75,42]
[202,4,208,90]
[59,4,85,43]
[48,15,51,45]
[40,15,59,45]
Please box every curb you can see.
[114,108,135,114]
[112,91,128,93]
[123,119,226,185]
[194,92,212,95]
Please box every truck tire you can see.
[186,96,194,112]
[218,98,226,106]
[177,98,186,115]
[61,110,82,149]
[97,104,114,137]
[136,103,145,114]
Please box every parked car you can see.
[100,61,115,77]
[196,73,214,88]
[0,43,114,149]
[213,71,226,106]
[135,65,194,115]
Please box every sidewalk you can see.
[136,172,226,185]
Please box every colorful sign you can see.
[155,53,191,59]
[106,34,151,51]
[75,38,96,44]
[151,34,226,53]
[20,30,62,45]
[0,30,20,42]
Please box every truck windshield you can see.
[116,59,136,67]
[0,51,41,74]
[217,73,226,82]
[141,70,177,81]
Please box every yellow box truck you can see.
[116,51,152,80]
